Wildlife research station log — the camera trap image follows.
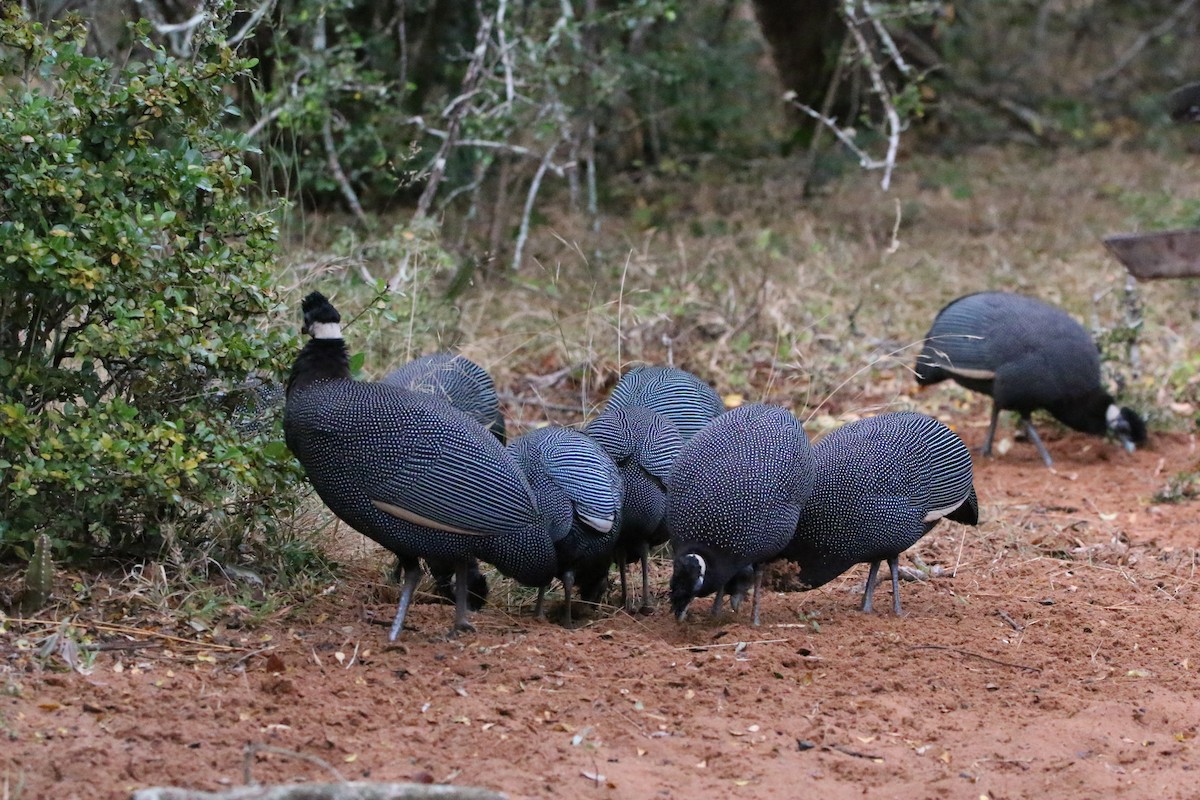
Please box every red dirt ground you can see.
[2,415,1199,800]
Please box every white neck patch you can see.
[1106,404,1121,425]
[310,321,343,340]
[688,553,707,588]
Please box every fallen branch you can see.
[910,644,1042,673]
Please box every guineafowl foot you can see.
[448,619,477,637]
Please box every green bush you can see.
[0,10,301,561]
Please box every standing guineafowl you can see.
[782,412,979,615]
[383,351,507,444]
[915,291,1146,467]
[667,404,815,625]
[283,292,556,637]
[508,426,623,627]
[584,406,683,612]
[605,365,726,442]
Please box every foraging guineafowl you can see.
[667,404,815,625]
[508,426,623,627]
[383,351,507,444]
[915,291,1146,467]
[605,365,726,442]
[384,351,506,609]
[284,292,556,637]
[584,406,683,612]
[782,412,979,615]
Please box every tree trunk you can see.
[749,0,844,108]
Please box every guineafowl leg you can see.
[616,549,631,612]
[389,564,424,640]
[1021,417,1054,467]
[534,586,548,620]
[710,590,725,617]
[888,556,904,616]
[750,565,764,626]
[639,540,654,614]
[861,560,882,613]
[982,403,1001,456]
[451,561,477,635]
[562,570,575,628]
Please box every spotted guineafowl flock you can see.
[280,285,1147,635]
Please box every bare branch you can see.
[414,9,497,218]
[1094,0,1198,86]
[511,138,563,271]
[227,0,278,49]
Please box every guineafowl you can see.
[384,351,507,608]
[915,291,1146,467]
[508,426,623,627]
[584,406,683,612]
[383,351,507,444]
[283,292,556,637]
[782,412,979,615]
[605,365,726,442]
[667,404,815,625]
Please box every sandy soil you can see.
[2,406,1198,800]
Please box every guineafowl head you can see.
[669,551,706,620]
[301,291,342,338]
[1108,405,1148,453]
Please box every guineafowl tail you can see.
[948,486,980,526]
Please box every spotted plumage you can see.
[508,426,623,626]
[383,351,507,444]
[605,365,726,442]
[667,403,815,624]
[585,405,683,612]
[915,291,1146,467]
[783,412,979,614]
[283,292,556,637]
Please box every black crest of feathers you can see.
[914,291,1146,467]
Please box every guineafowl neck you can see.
[287,338,351,395]
[1049,391,1113,435]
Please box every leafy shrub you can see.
[0,10,301,561]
